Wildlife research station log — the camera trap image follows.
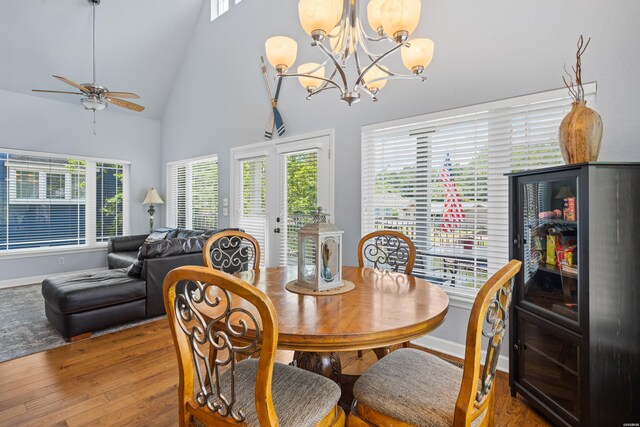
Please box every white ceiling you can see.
[0,0,205,120]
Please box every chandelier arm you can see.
[354,42,405,89]
[315,42,349,91]
[364,74,427,87]
[306,85,340,100]
[353,49,363,77]
[278,73,345,94]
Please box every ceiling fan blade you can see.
[32,89,84,95]
[107,97,145,112]
[53,75,90,93]
[105,91,140,99]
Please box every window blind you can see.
[0,151,129,253]
[279,150,318,267]
[96,163,129,242]
[236,156,267,267]
[362,86,596,294]
[167,155,218,230]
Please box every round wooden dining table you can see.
[235,265,450,352]
[234,265,449,409]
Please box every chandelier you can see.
[264,0,434,106]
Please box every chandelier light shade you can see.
[363,65,389,93]
[297,63,326,92]
[265,36,298,73]
[367,0,386,33]
[380,0,422,40]
[298,0,342,36]
[401,37,435,73]
[264,0,434,105]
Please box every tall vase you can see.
[558,100,603,164]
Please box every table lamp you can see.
[142,188,164,232]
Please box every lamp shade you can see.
[380,0,421,37]
[265,36,298,70]
[367,0,385,32]
[298,0,342,35]
[401,38,434,71]
[363,65,389,91]
[143,188,164,205]
[297,63,325,90]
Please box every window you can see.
[96,163,126,242]
[236,156,267,266]
[361,85,596,297]
[0,150,129,253]
[167,155,219,230]
[210,0,229,20]
[15,171,38,199]
[210,0,244,21]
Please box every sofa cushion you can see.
[128,236,206,277]
[146,227,174,242]
[42,269,146,315]
[107,251,138,269]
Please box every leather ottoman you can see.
[42,269,147,341]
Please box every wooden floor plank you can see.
[0,319,552,426]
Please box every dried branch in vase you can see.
[563,35,591,102]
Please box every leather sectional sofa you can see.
[42,228,231,340]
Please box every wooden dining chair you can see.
[358,230,416,275]
[357,230,417,358]
[347,260,522,427]
[203,230,261,274]
[163,266,345,427]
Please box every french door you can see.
[231,131,334,267]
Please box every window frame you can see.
[361,84,597,307]
[0,148,130,258]
[166,154,219,231]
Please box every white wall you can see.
[160,0,640,350]
[0,89,162,282]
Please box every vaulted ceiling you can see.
[0,0,205,120]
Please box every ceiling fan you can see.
[32,0,144,114]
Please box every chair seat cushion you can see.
[213,359,341,427]
[353,348,463,427]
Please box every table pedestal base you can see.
[292,351,355,413]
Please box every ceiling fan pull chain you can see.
[93,110,97,135]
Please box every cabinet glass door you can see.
[521,175,579,324]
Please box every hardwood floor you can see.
[0,319,551,426]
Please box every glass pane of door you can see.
[521,176,579,323]
[278,149,319,267]
[236,156,267,267]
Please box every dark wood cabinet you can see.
[508,163,640,427]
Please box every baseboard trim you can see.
[413,335,509,373]
[0,268,108,290]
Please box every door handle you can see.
[274,227,281,234]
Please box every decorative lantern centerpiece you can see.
[297,207,343,292]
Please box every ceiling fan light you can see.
[265,36,298,73]
[367,0,385,33]
[297,63,325,92]
[298,0,342,36]
[80,96,107,111]
[380,0,421,40]
[401,38,434,73]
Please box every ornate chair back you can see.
[357,230,416,275]
[203,230,261,274]
[163,266,278,427]
[454,259,522,426]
